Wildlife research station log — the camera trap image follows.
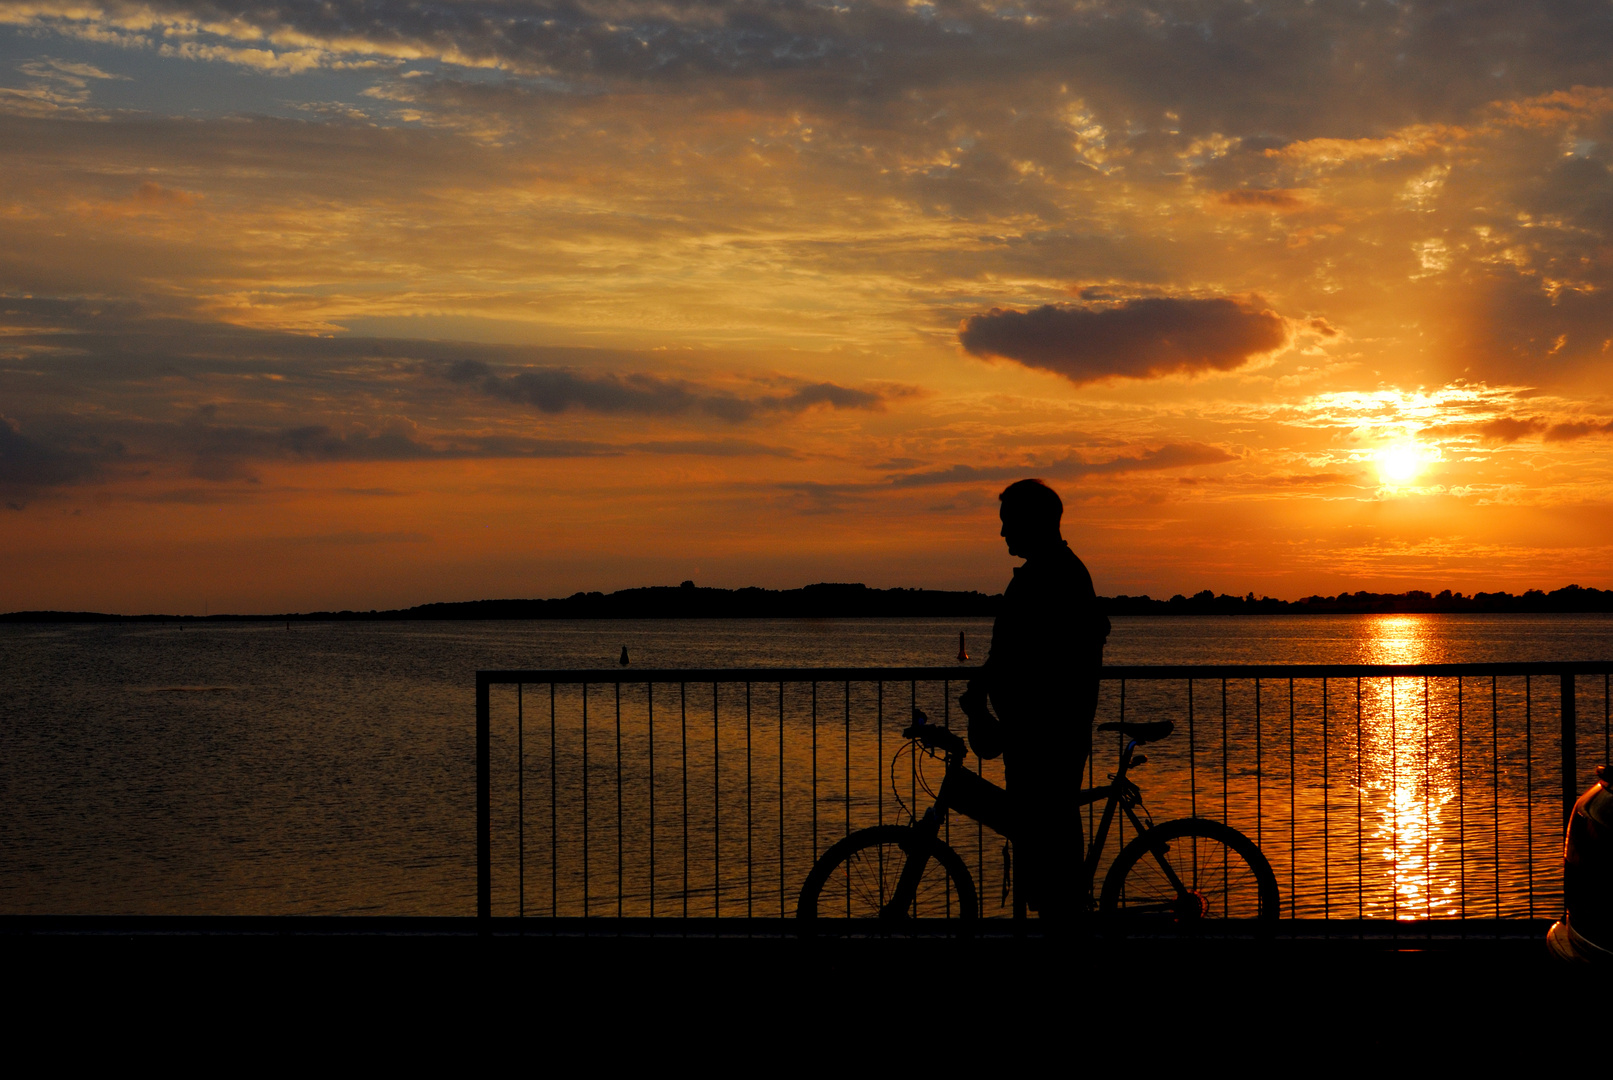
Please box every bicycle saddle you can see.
[1095,719,1175,745]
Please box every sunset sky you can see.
[4,0,1612,614]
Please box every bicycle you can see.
[796,707,1279,932]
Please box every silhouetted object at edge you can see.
[960,479,1110,921]
[1550,764,1613,965]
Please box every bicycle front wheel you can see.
[796,825,977,924]
[1099,818,1279,932]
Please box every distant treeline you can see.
[6,582,1613,622]
[1107,584,1613,615]
[1,582,995,622]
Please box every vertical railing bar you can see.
[746,681,753,921]
[1288,678,1295,920]
[1255,677,1262,850]
[518,682,524,921]
[1355,677,1363,924]
[1526,674,1534,919]
[879,680,890,917]
[968,678,983,903]
[910,681,918,831]
[550,682,557,919]
[1187,679,1197,890]
[811,681,819,859]
[713,681,720,919]
[681,681,688,921]
[476,673,490,926]
[1390,676,1396,925]
[1457,677,1465,921]
[1562,672,1577,832]
[1101,679,1120,850]
[590,680,596,915]
[1187,679,1196,820]
[1492,675,1500,922]
[1220,677,1228,833]
[1322,678,1329,922]
[1423,676,1430,924]
[779,681,785,920]
[1212,680,1225,915]
[877,681,884,831]
[1113,683,1125,894]
[616,681,623,920]
[845,680,852,843]
[943,678,953,919]
[941,677,948,922]
[648,681,655,920]
[845,681,852,918]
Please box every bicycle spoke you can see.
[800,827,977,921]
[1104,823,1276,925]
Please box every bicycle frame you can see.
[896,720,1175,916]
[1073,739,1159,902]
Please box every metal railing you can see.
[475,662,1613,926]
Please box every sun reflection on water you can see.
[1354,615,1461,918]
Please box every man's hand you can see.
[958,684,990,722]
[958,684,1004,760]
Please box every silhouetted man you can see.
[960,478,1109,921]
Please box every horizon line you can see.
[6,581,1612,622]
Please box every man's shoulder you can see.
[1044,544,1097,596]
[1004,546,1096,604]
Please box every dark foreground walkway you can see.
[4,917,1589,1060]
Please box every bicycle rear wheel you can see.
[1098,818,1278,933]
[796,825,977,924]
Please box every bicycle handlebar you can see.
[902,720,967,758]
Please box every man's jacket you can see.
[979,542,1110,745]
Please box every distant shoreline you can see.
[6,581,1613,622]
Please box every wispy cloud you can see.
[441,359,887,422]
[888,443,1238,488]
[1545,419,1613,443]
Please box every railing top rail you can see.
[478,659,1613,685]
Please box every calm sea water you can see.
[4,614,1611,917]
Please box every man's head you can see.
[998,478,1063,558]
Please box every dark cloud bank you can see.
[51,1,1613,135]
[958,297,1291,383]
[0,414,107,507]
[0,299,888,500]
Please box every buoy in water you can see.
[620,646,630,666]
[957,631,968,661]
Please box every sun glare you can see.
[1377,442,1427,484]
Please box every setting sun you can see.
[1378,443,1430,485]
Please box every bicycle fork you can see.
[1100,795,1200,915]
[883,807,945,918]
